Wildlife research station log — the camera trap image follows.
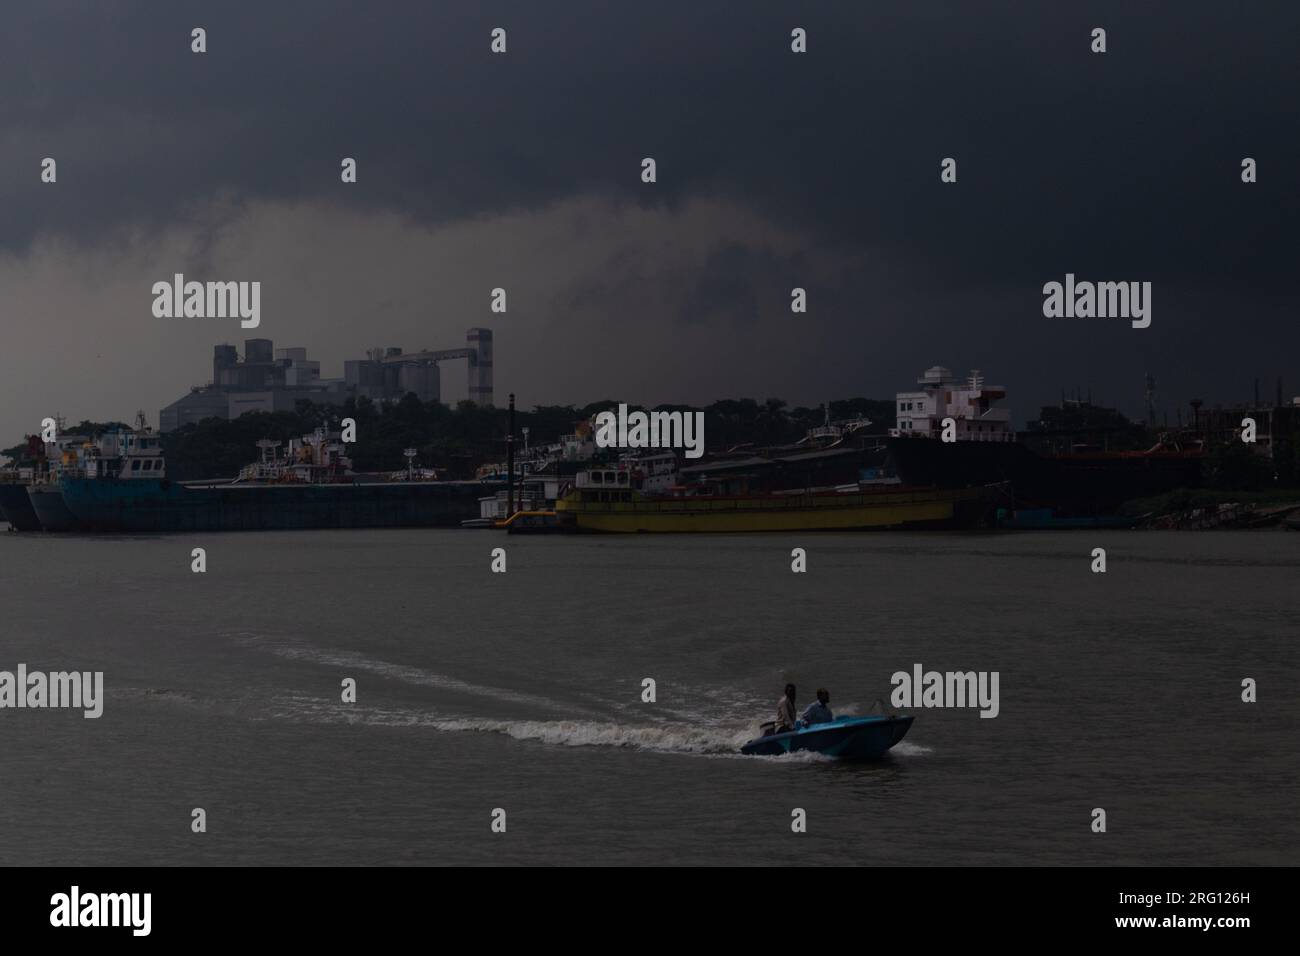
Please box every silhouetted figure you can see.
[799,688,833,728]
[775,683,797,733]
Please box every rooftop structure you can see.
[890,366,1013,442]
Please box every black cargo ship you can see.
[886,436,1204,514]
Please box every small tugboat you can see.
[740,714,914,759]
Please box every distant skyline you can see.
[3,1,1298,443]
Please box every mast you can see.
[506,393,516,516]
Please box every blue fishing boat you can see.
[740,714,913,759]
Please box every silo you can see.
[244,338,273,364]
[213,344,238,386]
[466,327,493,406]
[398,363,440,403]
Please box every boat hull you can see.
[740,715,914,759]
[555,484,1001,533]
[58,477,498,533]
[27,485,85,532]
[887,436,1203,514]
[0,483,42,531]
[996,507,1138,530]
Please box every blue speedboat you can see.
[740,714,913,759]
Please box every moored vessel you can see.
[0,480,42,531]
[886,365,1204,514]
[27,484,84,532]
[56,429,501,533]
[20,417,168,532]
[58,476,496,532]
[553,462,1003,533]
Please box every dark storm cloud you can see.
[680,242,807,327]
[1,0,1297,426]
[7,2,1295,270]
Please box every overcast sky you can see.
[2,0,1297,442]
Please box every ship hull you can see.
[0,483,42,532]
[555,484,1001,533]
[887,437,1203,513]
[58,478,497,532]
[27,485,86,532]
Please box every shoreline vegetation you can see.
[1121,488,1300,530]
[1122,488,1300,515]
[2,396,896,481]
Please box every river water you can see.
[1,529,1295,865]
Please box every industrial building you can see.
[160,328,494,432]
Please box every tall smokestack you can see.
[467,328,494,406]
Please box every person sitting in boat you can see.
[797,688,833,728]
[774,684,798,733]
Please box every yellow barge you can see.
[553,466,1004,533]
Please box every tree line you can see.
[3,396,896,481]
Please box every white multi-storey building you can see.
[889,366,1013,442]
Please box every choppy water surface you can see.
[1,529,1296,865]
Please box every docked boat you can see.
[886,366,1205,516]
[19,419,167,532]
[27,484,83,532]
[740,714,914,759]
[888,435,1204,513]
[553,462,1003,533]
[55,430,501,533]
[0,479,42,531]
[60,476,493,532]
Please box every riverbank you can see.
[1120,488,1300,529]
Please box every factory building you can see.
[160,329,494,432]
[343,348,441,404]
